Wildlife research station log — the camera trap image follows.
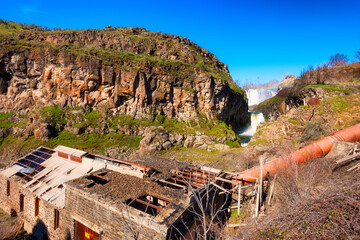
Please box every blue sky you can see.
[1,0,360,86]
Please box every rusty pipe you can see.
[235,123,360,182]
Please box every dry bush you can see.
[242,158,360,239]
[272,158,331,205]
[300,120,327,143]
[219,151,258,172]
[329,53,349,67]
[293,64,336,91]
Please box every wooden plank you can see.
[145,191,171,203]
[171,177,202,188]
[335,153,360,164]
[347,162,360,172]
[333,153,360,171]
[134,198,161,210]
[156,179,186,189]
[177,170,211,180]
[259,158,263,207]
[184,168,214,178]
[176,174,205,184]
[212,183,230,193]
[91,174,109,181]
[268,175,276,206]
[215,177,237,184]
[237,182,241,215]
[255,158,264,219]
[190,168,217,176]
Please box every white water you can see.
[239,88,279,146]
[246,88,279,106]
[240,112,265,137]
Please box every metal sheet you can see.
[49,189,65,208]
[0,166,19,177]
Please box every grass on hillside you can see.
[304,84,352,94]
[0,112,14,129]
[256,95,286,110]
[0,131,142,157]
[109,113,236,138]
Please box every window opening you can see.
[6,180,10,196]
[20,194,24,212]
[35,197,40,216]
[54,209,60,229]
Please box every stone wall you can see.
[0,175,66,239]
[63,184,168,240]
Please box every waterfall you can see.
[246,88,279,106]
[239,112,265,146]
[239,87,279,146]
[240,112,265,137]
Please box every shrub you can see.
[40,105,67,129]
[0,112,14,129]
[300,121,327,142]
[155,114,165,124]
[84,111,103,128]
[225,140,241,148]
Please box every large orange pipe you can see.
[235,123,360,182]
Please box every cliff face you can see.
[0,23,249,129]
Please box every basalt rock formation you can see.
[0,21,249,129]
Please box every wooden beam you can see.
[335,153,360,164]
[176,170,211,180]
[212,183,230,193]
[190,168,217,176]
[184,169,214,178]
[333,153,360,171]
[145,191,171,203]
[268,175,276,207]
[91,174,109,181]
[156,179,186,189]
[176,174,206,184]
[347,162,360,172]
[237,182,241,216]
[259,158,263,207]
[215,177,236,184]
[171,177,202,188]
[133,198,161,214]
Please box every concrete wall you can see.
[64,185,168,240]
[0,175,67,240]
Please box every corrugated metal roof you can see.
[1,145,154,209]
[0,165,19,178]
[0,146,93,208]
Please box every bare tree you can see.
[119,200,158,240]
[355,48,360,62]
[329,53,348,66]
[169,166,231,240]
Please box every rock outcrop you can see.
[0,22,249,129]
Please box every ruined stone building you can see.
[0,145,230,239]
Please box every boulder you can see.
[33,123,55,141]
[138,126,169,155]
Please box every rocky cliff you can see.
[0,21,249,129]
